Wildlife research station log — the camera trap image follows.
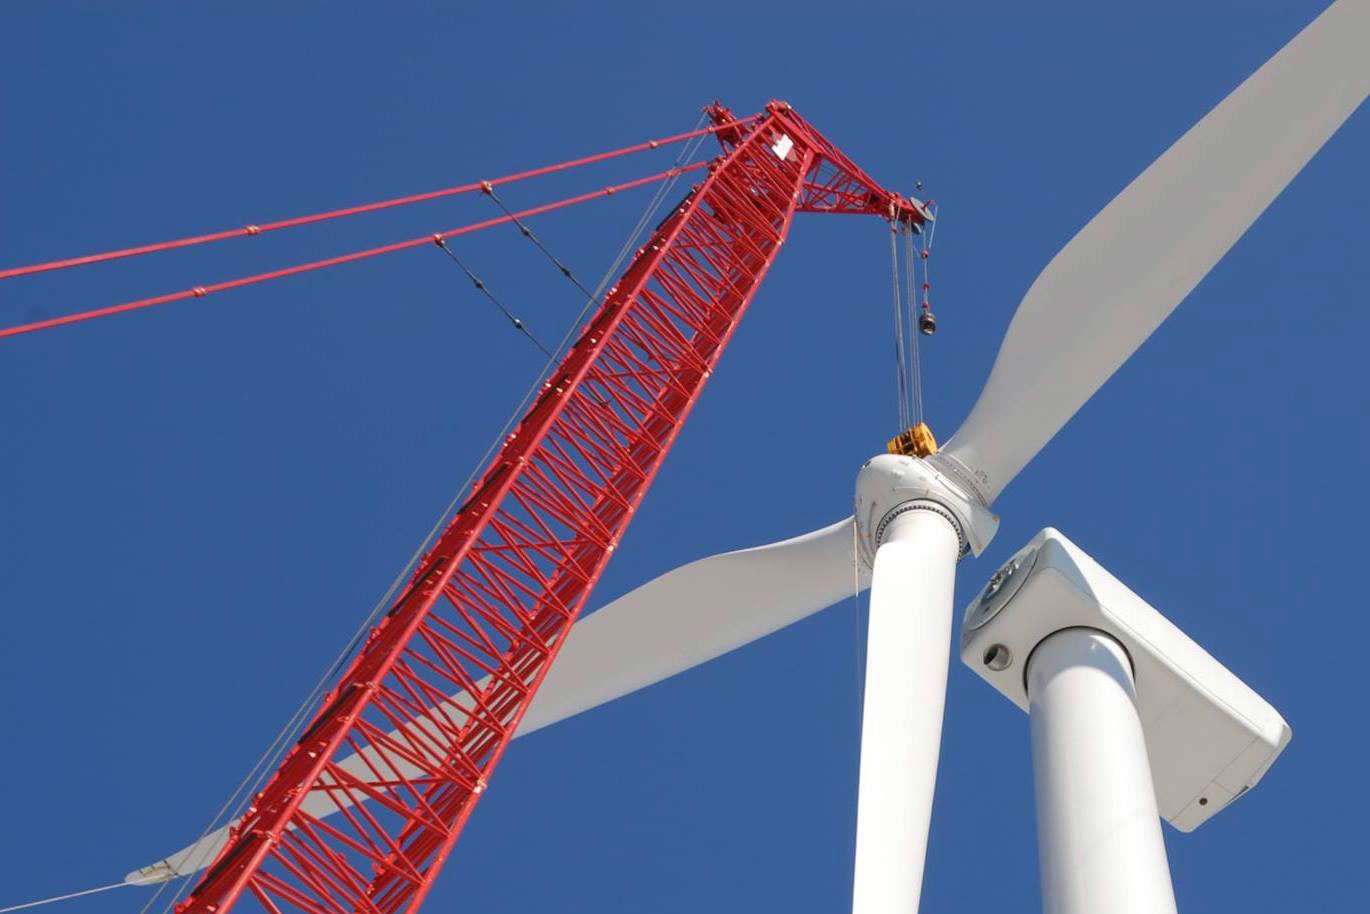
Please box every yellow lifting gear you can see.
[886,421,938,458]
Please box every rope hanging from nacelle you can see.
[904,223,925,422]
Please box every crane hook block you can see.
[887,422,939,458]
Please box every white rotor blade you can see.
[851,509,960,914]
[937,0,1370,505]
[129,517,866,886]
[519,516,865,732]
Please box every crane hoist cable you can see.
[886,198,939,460]
[919,199,939,334]
[889,216,912,430]
[904,223,926,422]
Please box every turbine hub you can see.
[853,454,1000,563]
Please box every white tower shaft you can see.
[1028,628,1178,914]
[850,507,960,914]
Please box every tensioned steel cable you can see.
[0,116,756,282]
[916,202,939,421]
[904,224,924,424]
[478,120,710,343]
[1,881,132,912]
[1,161,711,341]
[889,222,911,430]
[434,238,555,359]
[441,126,717,379]
[482,186,599,304]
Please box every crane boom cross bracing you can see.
[178,100,926,914]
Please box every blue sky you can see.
[2,2,1367,911]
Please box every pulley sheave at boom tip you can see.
[706,101,934,229]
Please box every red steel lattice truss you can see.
[179,101,926,914]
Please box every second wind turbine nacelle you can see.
[960,528,1292,831]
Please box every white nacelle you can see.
[960,527,1291,831]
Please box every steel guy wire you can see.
[1,881,132,913]
[435,238,555,359]
[483,186,598,303]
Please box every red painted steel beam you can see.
[177,101,924,914]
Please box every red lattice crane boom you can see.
[176,100,927,914]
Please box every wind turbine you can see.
[960,528,1292,914]
[121,3,1370,912]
